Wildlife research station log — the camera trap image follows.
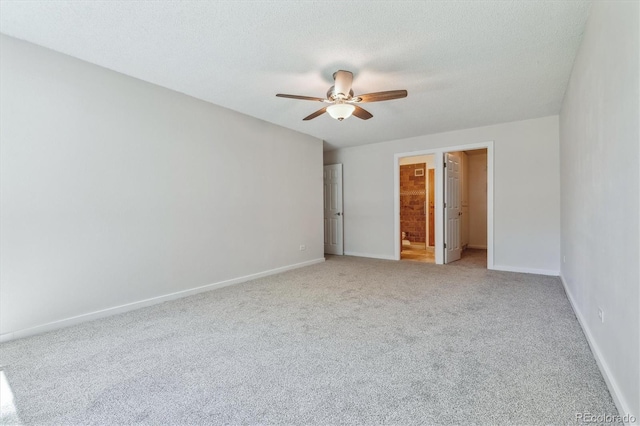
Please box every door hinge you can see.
[444,162,447,168]
[444,243,447,248]
[444,202,447,207]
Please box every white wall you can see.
[468,151,488,248]
[0,35,324,339]
[324,115,560,274]
[559,0,639,419]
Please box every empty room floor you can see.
[454,248,487,268]
[0,256,618,425]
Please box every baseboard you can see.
[467,244,487,249]
[344,251,396,261]
[560,275,636,424]
[0,257,325,343]
[491,264,559,276]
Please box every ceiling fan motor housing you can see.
[327,86,354,101]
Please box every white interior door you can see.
[324,164,344,255]
[444,153,462,263]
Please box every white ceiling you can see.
[0,1,591,150]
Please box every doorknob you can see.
[335,212,342,216]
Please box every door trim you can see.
[393,141,494,268]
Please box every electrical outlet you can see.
[598,308,604,323]
[299,245,306,251]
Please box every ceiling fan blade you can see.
[352,105,373,120]
[303,107,327,121]
[354,90,408,103]
[333,70,353,98]
[276,94,327,102]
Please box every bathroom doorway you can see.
[399,154,435,263]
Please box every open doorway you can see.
[394,140,493,268]
[399,155,435,263]
[443,149,488,267]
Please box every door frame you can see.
[393,141,494,268]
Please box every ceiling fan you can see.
[276,70,408,121]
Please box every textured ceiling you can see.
[0,1,591,150]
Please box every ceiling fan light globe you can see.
[327,104,355,121]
